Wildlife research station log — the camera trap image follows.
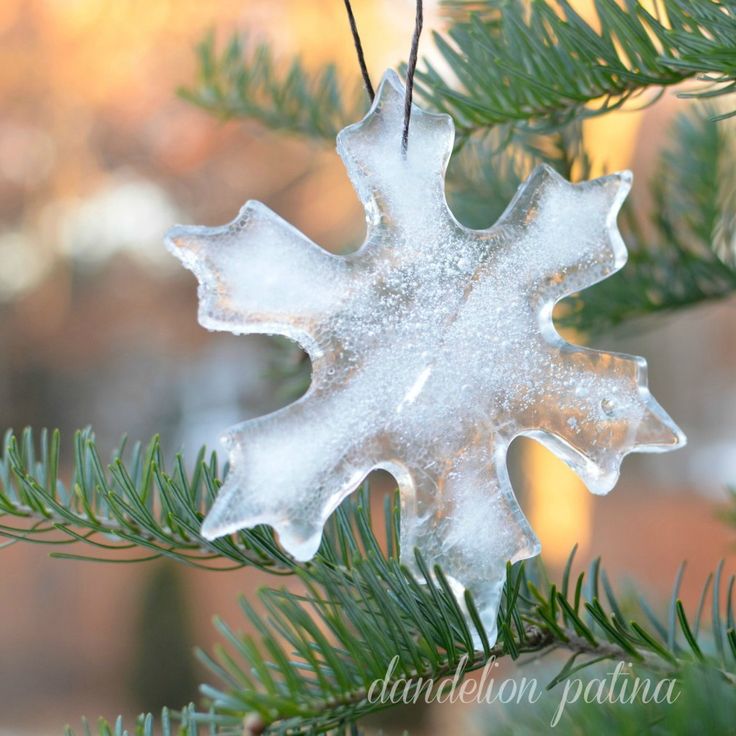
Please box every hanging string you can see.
[342,0,423,153]
[342,0,375,102]
[402,0,424,155]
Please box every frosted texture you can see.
[166,70,685,646]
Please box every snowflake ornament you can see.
[166,70,685,644]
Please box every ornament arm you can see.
[495,164,632,305]
[166,201,352,356]
[517,346,685,494]
[393,440,540,646]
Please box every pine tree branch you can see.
[193,529,736,733]
[5,430,735,733]
[478,658,736,733]
[559,106,736,335]
[182,2,736,143]
[420,0,736,135]
[0,428,295,572]
[64,705,204,736]
[178,32,365,140]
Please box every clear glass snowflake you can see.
[166,70,685,644]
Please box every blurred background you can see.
[0,1,733,733]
